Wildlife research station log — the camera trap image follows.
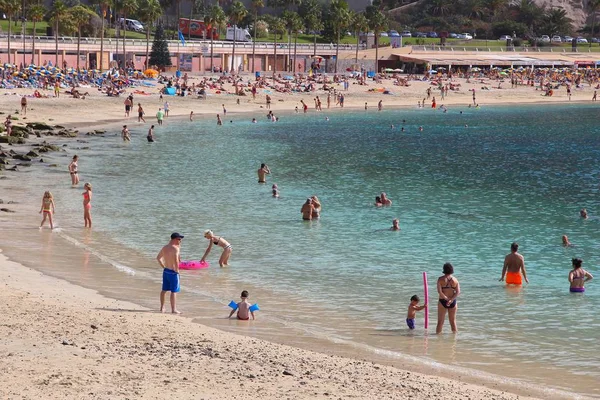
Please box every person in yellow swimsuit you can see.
[39,191,56,229]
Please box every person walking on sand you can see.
[266,94,271,110]
[39,191,56,229]
[201,230,232,267]
[569,258,593,293]
[593,91,597,101]
[82,182,92,228]
[124,97,132,117]
[157,232,184,313]
[121,125,131,142]
[257,163,271,183]
[437,262,460,334]
[156,108,164,125]
[500,242,529,285]
[301,198,315,221]
[20,96,27,116]
[68,155,79,186]
[137,103,146,123]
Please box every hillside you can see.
[535,0,589,29]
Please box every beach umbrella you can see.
[428,70,437,74]
[144,69,158,78]
[393,68,403,72]
[55,73,63,78]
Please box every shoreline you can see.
[0,249,543,400]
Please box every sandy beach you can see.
[1,72,597,400]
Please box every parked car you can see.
[414,32,427,38]
[457,33,473,40]
[592,37,600,43]
[380,32,388,37]
[540,35,550,42]
[400,30,412,37]
[551,35,562,43]
[499,34,512,40]
[118,18,144,33]
[427,31,438,38]
[563,35,574,42]
[388,30,399,37]
[576,37,588,43]
[449,33,458,38]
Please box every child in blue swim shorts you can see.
[406,295,426,330]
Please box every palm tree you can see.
[1,0,21,65]
[290,12,303,73]
[329,0,350,73]
[207,4,226,72]
[69,5,96,69]
[299,0,323,57]
[541,8,572,37]
[27,3,46,65]
[94,0,112,70]
[138,0,162,69]
[366,6,387,74]
[250,0,264,73]
[120,0,138,65]
[268,16,285,77]
[47,0,68,67]
[227,0,248,73]
[588,0,600,44]
[351,11,368,63]
[428,0,452,17]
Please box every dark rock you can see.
[0,208,15,212]
[91,324,98,330]
[48,164,58,167]
[8,166,17,171]
[27,150,40,157]
[17,163,32,167]
[54,125,65,129]
[26,122,54,131]
[12,154,32,161]
[10,125,31,138]
[57,129,78,138]
[7,201,17,204]
[39,158,44,162]
[0,136,26,144]
[283,370,294,376]
[0,158,8,165]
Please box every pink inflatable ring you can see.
[179,260,210,270]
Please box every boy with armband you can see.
[228,290,256,320]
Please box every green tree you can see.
[27,2,46,65]
[428,0,452,17]
[207,3,226,71]
[366,5,387,73]
[540,8,572,36]
[299,0,323,57]
[119,0,138,64]
[351,11,368,63]
[138,0,162,69]
[250,0,264,72]
[511,0,543,35]
[47,0,69,67]
[328,0,350,73]
[93,0,112,70]
[228,0,248,73]
[69,5,98,69]
[149,24,172,68]
[0,0,21,64]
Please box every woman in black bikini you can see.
[201,230,232,267]
[436,262,460,334]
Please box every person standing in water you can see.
[137,103,146,123]
[378,100,383,111]
[569,258,593,293]
[82,182,92,228]
[147,125,155,142]
[121,125,131,142]
[39,191,56,229]
[201,230,232,267]
[68,155,79,186]
[257,163,271,183]
[500,242,528,285]
[156,108,164,125]
[156,232,184,313]
[301,198,315,220]
[437,262,460,334]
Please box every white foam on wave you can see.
[55,230,136,276]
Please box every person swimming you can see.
[375,196,383,207]
[391,218,400,231]
[272,184,279,198]
[562,235,572,247]
[569,258,593,293]
[580,208,588,219]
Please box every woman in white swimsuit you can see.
[201,230,232,267]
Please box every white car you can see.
[540,35,550,42]
[457,33,473,40]
[576,37,588,43]
[380,32,388,37]
[551,35,562,43]
[400,31,412,37]
[499,34,512,40]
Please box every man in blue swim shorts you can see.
[157,232,184,314]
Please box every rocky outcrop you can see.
[535,0,592,29]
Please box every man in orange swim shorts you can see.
[500,242,529,285]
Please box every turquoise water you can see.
[52,104,600,396]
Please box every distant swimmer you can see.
[147,125,155,142]
[301,198,315,220]
[82,182,92,228]
[325,116,329,121]
[569,258,593,293]
[257,163,271,183]
[157,232,184,313]
[580,208,588,219]
[391,218,400,231]
[272,184,279,198]
[375,196,383,207]
[121,125,131,142]
[437,262,460,334]
[418,126,424,132]
[380,192,392,206]
[365,102,368,110]
[252,118,257,123]
[201,230,232,267]
[562,235,572,247]
[311,195,321,219]
[217,114,222,126]
[500,242,528,285]
[401,127,405,132]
